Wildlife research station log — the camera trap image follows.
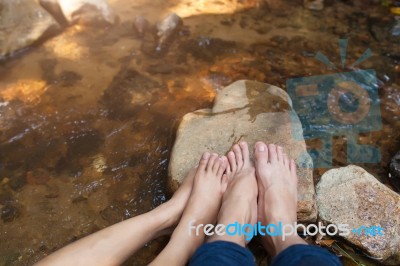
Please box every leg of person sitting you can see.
[254,141,342,266]
[150,152,228,266]
[189,141,258,266]
[36,167,197,266]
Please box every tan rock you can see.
[0,0,60,57]
[317,165,400,265]
[169,80,317,222]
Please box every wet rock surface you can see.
[0,0,60,57]
[140,13,183,57]
[155,13,183,54]
[316,165,400,265]
[390,151,400,190]
[169,80,317,222]
[304,0,324,11]
[57,0,116,25]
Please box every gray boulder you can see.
[169,80,317,223]
[317,165,400,265]
[0,0,60,57]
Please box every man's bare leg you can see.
[208,141,258,246]
[36,168,197,266]
[254,142,307,257]
[150,152,228,266]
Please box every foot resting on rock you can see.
[254,141,307,256]
[150,152,228,266]
[208,141,258,246]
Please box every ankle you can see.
[154,200,181,229]
[272,235,307,256]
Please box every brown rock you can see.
[169,80,317,222]
[316,165,400,265]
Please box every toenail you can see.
[257,143,265,152]
[202,152,210,159]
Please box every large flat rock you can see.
[0,0,60,57]
[169,80,317,222]
[317,165,400,265]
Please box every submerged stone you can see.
[156,13,182,54]
[1,204,20,223]
[390,151,400,191]
[169,80,317,222]
[133,15,150,37]
[316,165,400,265]
[303,0,324,11]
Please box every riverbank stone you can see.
[0,0,60,57]
[316,165,400,265]
[168,80,317,223]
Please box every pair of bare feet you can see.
[151,141,306,265]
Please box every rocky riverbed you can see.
[0,0,399,265]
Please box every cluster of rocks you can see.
[0,0,185,59]
[169,80,400,265]
[0,0,116,57]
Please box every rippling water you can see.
[0,0,399,264]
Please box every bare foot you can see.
[208,141,258,246]
[151,152,228,266]
[254,142,306,257]
[155,168,196,237]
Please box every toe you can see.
[226,162,232,177]
[240,141,250,166]
[254,141,268,168]
[289,159,298,179]
[221,174,229,193]
[277,146,284,163]
[233,144,243,169]
[212,155,222,173]
[268,144,278,163]
[283,153,289,167]
[198,152,210,171]
[217,156,227,177]
[207,153,219,171]
[227,151,237,174]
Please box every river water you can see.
[0,0,399,265]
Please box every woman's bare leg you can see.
[150,152,228,266]
[36,168,196,266]
[207,142,258,246]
